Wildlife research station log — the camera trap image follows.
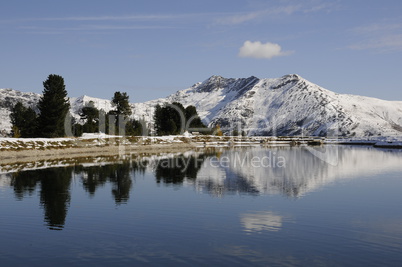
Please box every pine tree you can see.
[126,119,143,136]
[170,102,185,134]
[10,102,38,138]
[80,101,100,133]
[153,102,205,136]
[37,74,70,137]
[23,107,38,137]
[110,91,132,118]
[185,105,206,129]
[10,102,25,137]
[153,104,164,136]
[109,91,132,135]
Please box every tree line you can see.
[10,74,209,138]
[153,102,207,136]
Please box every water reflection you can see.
[195,146,402,197]
[7,161,147,230]
[240,211,284,232]
[11,168,72,230]
[1,146,402,231]
[74,161,147,204]
[154,154,208,184]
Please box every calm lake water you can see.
[1,146,402,266]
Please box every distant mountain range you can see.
[1,74,402,137]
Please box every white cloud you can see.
[238,40,293,59]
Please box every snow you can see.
[161,74,402,137]
[0,88,41,136]
[194,146,402,197]
[2,73,402,137]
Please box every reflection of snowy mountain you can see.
[1,146,402,199]
[0,174,11,189]
[193,146,402,198]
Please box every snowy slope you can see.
[163,74,402,137]
[0,88,41,136]
[1,74,402,137]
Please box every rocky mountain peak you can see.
[2,74,402,137]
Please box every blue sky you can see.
[1,0,402,102]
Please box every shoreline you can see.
[0,142,201,166]
[1,134,401,166]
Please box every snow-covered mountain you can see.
[164,74,402,137]
[1,74,402,137]
[0,88,41,136]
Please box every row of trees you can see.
[10,74,208,138]
[153,102,206,136]
[10,74,142,138]
[74,91,144,136]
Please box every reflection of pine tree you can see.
[75,165,109,196]
[39,167,73,230]
[77,160,148,205]
[155,155,208,184]
[109,161,132,205]
[9,168,73,230]
[8,159,151,230]
[10,171,41,200]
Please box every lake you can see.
[1,145,402,266]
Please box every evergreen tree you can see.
[153,102,205,136]
[153,104,164,136]
[185,105,206,129]
[170,102,185,134]
[126,119,143,136]
[110,91,132,118]
[23,107,38,137]
[80,101,100,133]
[37,74,70,137]
[10,102,25,137]
[10,102,38,138]
[109,91,132,135]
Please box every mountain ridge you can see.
[1,74,402,137]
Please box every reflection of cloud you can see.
[240,211,283,232]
